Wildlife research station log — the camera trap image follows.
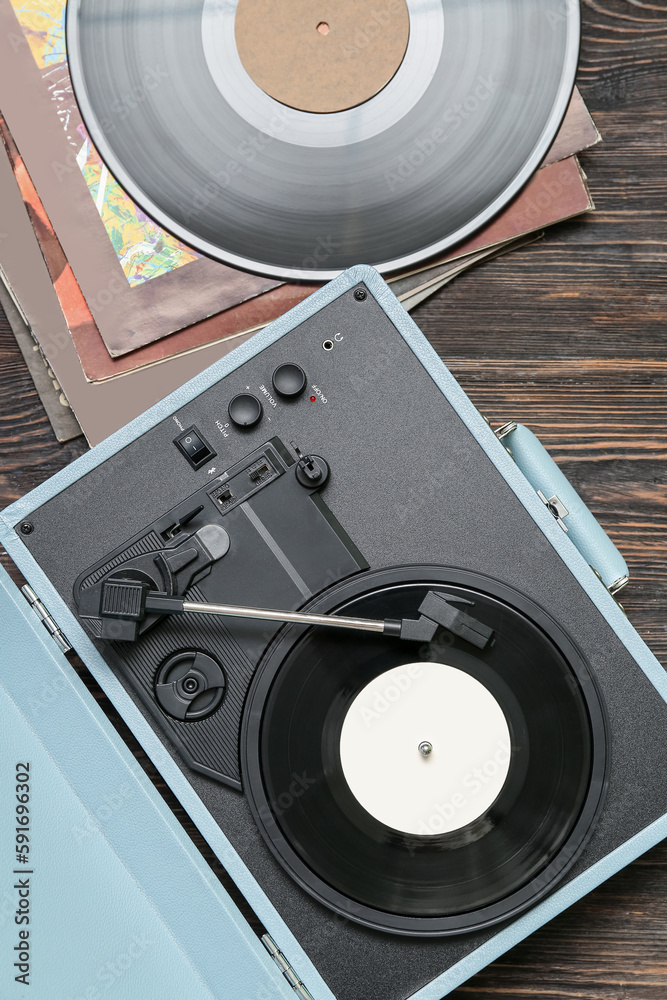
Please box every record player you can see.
[2,265,667,1000]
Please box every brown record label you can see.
[234,0,410,113]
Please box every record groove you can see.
[241,567,608,936]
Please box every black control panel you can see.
[72,436,367,786]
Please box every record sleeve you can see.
[0,0,280,356]
[0,135,278,445]
[0,115,595,382]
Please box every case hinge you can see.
[536,489,569,533]
[21,584,71,654]
[261,933,315,1000]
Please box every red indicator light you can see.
[310,396,317,402]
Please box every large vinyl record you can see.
[67,0,580,279]
[241,568,607,935]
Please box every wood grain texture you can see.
[0,0,665,996]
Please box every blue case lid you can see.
[0,563,294,1000]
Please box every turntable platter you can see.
[241,567,608,936]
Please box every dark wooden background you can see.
[1,0,666,996]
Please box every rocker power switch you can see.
[174,427,216,469]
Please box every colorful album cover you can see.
[0,0,280,357]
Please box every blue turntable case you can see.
[1,266,666,1000]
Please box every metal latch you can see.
[261,933,315,1000]
[536,490,569,533]
[21,584,71,654]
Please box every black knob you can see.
[295,455,330,488]
[272,363,306,399]
[228,393,262,428]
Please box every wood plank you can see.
[0,0,666,993]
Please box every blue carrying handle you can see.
[497,423,629,596]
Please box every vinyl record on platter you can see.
[67,0,580,279]
[241,567,608,936]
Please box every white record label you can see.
[339,662,511,836]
